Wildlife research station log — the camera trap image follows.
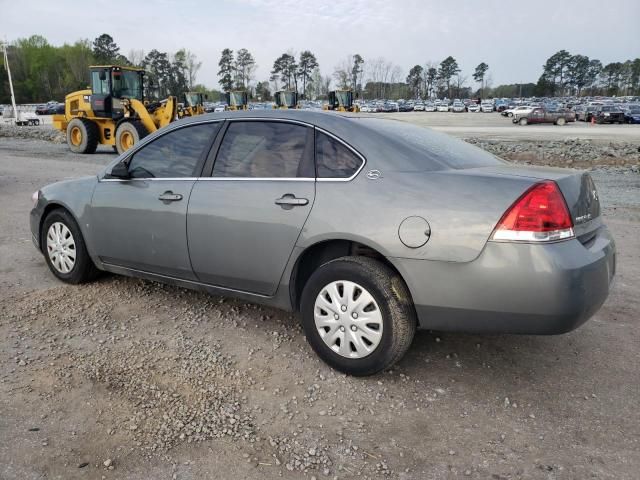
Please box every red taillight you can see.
[491,181,574,242]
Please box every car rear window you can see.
[356,118,505,170]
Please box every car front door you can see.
[89,122,221,279]
[187,120,316,295]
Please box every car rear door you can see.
[187,119,316,295]
[89,121,221,280]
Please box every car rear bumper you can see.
[390,226,616,335]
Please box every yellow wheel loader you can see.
[178,92,207,118]
[224,91,248,111]
[53,65,177,154]
[323,90,360,112]
[273,91,298,109]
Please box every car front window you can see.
[127,123,219,178]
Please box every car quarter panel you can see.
[298,171,539,263]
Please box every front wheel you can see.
[556,117,566,126]
[115,121,147,155]
[519,117,528,126]
[300,256,416,376]
[42,209,100,284]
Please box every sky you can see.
[2,0,639,90]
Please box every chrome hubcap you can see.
[314,280,383,359]
[46,222,76,274]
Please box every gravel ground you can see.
[1,124,639,479]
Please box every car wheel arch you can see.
[289,239,412,312]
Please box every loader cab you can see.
[90,66,144,118]
[224,91,248,110]
[184,92,205,108]
[274,91,298,109]
[327,90,354,110]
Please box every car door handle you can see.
[158,191,183,202]
[275,194,309,208]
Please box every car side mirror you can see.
[109,161,130,179]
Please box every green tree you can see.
[255,81,271,100]
[542,49,572,95]
[217,48,235,92]
[142,49,173,98]
[272,53,298,91]
[406,65,423,98]
[424,67,437,99]
[235,48,255,89]
[297,50,318,98]
[473,62,489,98]
[92,34,120,64]
[351,54,364,94]
[586,59,603,95]
[566,54,590,96]
[601,62,624,94]
[437,56,460,98]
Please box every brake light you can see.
[491,181,574,242]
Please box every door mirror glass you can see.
[109,161,130,179]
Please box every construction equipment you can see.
[53,65,178,154]
[324,90,360,112]
[1,40,41,126]
[224,91,248,111]
[273,91,298,109]
[178,91,207,118]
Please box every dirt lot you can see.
[1,117,639,479]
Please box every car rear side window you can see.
[128,122,219,178]
[315,131,363,178]
[212,121,314,178]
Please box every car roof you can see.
[172,110,502,171]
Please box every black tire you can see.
[300,256,417,376]
[115,120,147,155]
[66,118,98,154]
[519,117,528,126]
[41,209,100,284]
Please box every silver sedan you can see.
[30,111,616,376]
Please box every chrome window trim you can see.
[314,127,366,182]
[197,177,315,182]
[99,177,199,183]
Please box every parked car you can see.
[466,103,480,113]
[480,102,494,113]
[623,105,640,124]
[424,102,436,112]
[593,105,625,124]
[451,101,465,113]
[436,102,449,112]
[576,105,599,122]
[35,104,49,115]
[398,102,414,112]
[515,107,574,125]
[413,102,425,111]
[30,110,615,376]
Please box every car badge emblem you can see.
[366,170,381,180]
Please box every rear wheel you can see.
[519,117,528,126]
[42,209,100,284]
[300,256,416,376]
[556,117,566,126]
[115,121,147,155]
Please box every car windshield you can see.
[335,91,351,106]
[111,70,143,100]
[629,107,640,114]
[600,106,619,112]
[185,93,202,107]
